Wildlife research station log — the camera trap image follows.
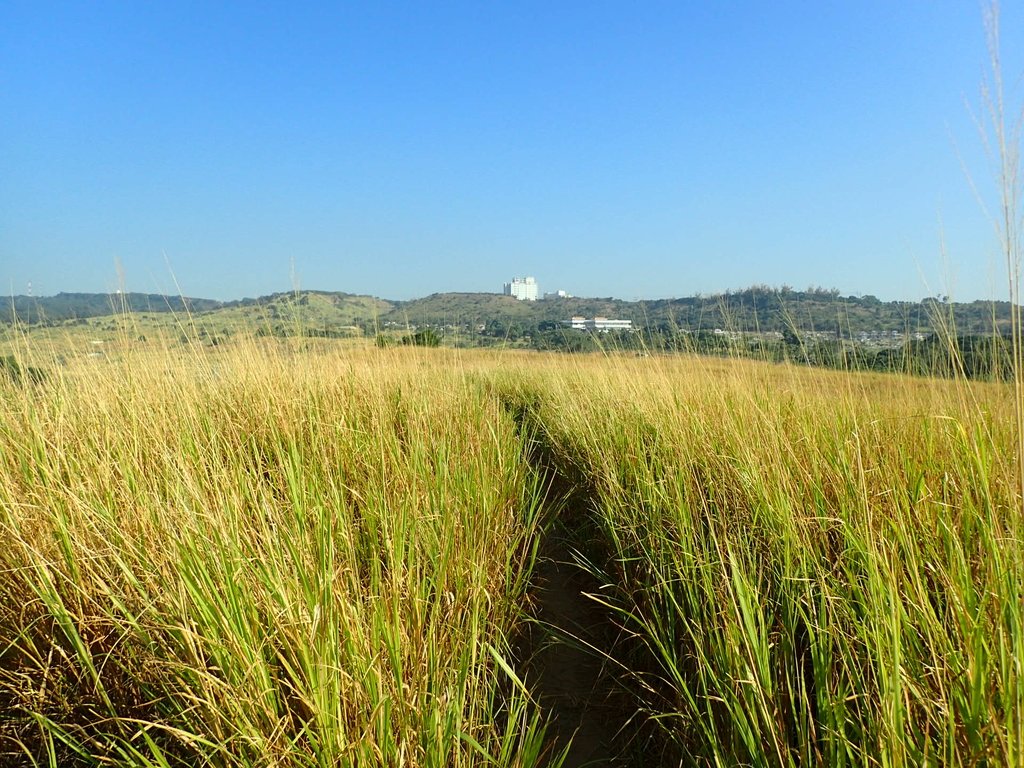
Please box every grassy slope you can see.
[204,291,393,334]
[382,293,632,327]
[0,292,394,359]
[0,345,548,767]
[8,289,1016,338]
[505,354,1022,766]
[0,338,1020,766]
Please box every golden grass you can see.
[0,342,548,766]
[502,351,1022,765]
[0,338,1020,766]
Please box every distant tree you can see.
[782,327,803,347]
[402,328,441,347]
[0,356,46,385]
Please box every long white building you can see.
[564,316,633,332]
[503,276,539,301]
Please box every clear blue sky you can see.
[2,2,1022,301]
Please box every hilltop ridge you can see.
[3,286,1016,338]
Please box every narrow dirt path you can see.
[527,523,626,767]
[502,399,649,766]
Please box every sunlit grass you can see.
[504,352,1022,766]
[1,334,1021,766]
[0,342,550,766]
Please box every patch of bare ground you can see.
[526,518,626,767]
[504,397,676,766]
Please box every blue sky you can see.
[2,2,1022,301]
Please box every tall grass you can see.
[505,353,1022,766]
[2,327,1021,766]
[0,342,551,766]
[978,1,1023,504]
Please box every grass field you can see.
[502,354,1022,766]
[0,331,1021,766]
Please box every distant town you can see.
[2,280,1018,382]
[503,275,632,333]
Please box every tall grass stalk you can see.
[980,2,1024,507]
[503,352,1021,765]
[0,342,552,766]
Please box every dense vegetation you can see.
[0,334,1020,766]
[501,356,1022,766]
[396,287,1016,339]
[3,293,224,324]
[0,346,554,767]
[8,288,1020,385]
[6,286,1017,339]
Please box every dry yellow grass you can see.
[0,338,1020,765]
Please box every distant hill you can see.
[384,287,1016,337]
[1,290,392,330]
[2,292,226,324]
[637,288,1014,336]
[2,287,1017,338]
[381,292,633,327]
[209,290,393,330]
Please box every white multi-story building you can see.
[504,276,539,301]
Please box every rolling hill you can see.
[2,286,1017,339]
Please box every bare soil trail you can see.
[502,397,670,766]
[525,519,628,767]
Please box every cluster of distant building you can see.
[502,276,631,332]
[503,276,539,301]
[503,276,573,302]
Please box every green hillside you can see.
[3,286,1017,340]
[381,293,632,327]
[384,287,1015,338]
[2,290,393,339]
[3,292,222,324]
[640,288,1014,335]
[204,291,393,336]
